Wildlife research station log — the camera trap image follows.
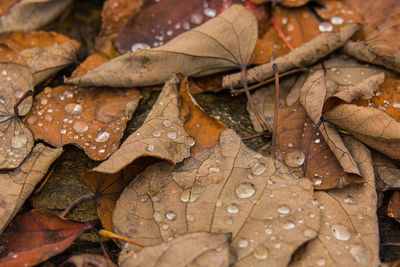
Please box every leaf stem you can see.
[99,229,146,248]
[60,193,95,218]
[303,118,324,177]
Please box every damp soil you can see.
[16,0,400,265]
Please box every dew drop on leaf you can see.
[319,22,333,32]
[167,131,177,139]
[227,203,239,214]
[238,239,249,248]
[283,221,296,230]
[252,245,269,260]
[252,163,266,176]
[278,205,291,215]
[316,258,326,266]
[180,189,190,203]
[64,103,83,114]
[331,16,344,25]
[165,211,176,221]
[283,149,305,168]
[203,7,217,18]
[95,131,110,143]
[146,144,154,152]
[186,214,195,222]
[331,224,351,241]
[72,121,89,133]
[344,196,355,204]
[131,43,150,52]
[153,211,163,223]
[152,130,161,137]
[162,120,172,127]
[235,182,256,199]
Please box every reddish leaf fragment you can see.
[26,85,142,161]
[0,210,91,267]
[71,53,110,78]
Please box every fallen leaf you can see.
[0,1,19,18]
[276,104,347,189]
[26,85,142,161]
[0,0,73,33]
[114,129,320,266]
[0,62,34,169]
[0,144,62,234]
[249,0,310,6]
[0,31,80,85]
[71,53,110,78]
[179,74,227,153]
[373,152,400,192]
[83,75,190,230]
[290,136,380,267]
[64,253,117,267]
[119,232,231,267]
[0,209,92,267]
[95,0,143,57]
[222,23,359,89]
[66,5,257,87]
[0,43,26,66]
[251,1,362,64]
[388,191,400,223]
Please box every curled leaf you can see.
[66,5,257,87]
[0,144,62,234]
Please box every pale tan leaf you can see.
[324,104,400,160]
[65,253,117,267]
[290,137,379,267]
[89,75,190,175]
[114,129,320,266]
[0,0,73,33]
[222,23,360,89]
[119,232,230,267]
[373,152,400,192]
[0,143,63,234]
[65,5,257,87]
[21,42,79,85]
[0,62,34,169]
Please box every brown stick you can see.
[271,64,279,155]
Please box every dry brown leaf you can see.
[83,75,190,230]
[222,23,359,89]
[0,62,34,169]
[119,232,231,267]
[388,191,400,223]
[26,85,142,161]
[0,143,63,234]
[94,0,143,57]
[0,0,73,33]
[66,5,257,87]
[0,31,80,85]
[373,152,400,192]
[276,104,347,189]
[114,129,320,266]
[71,53,110,78]
[179,74,227,153]
[64,253,117,267]
[290,136,380,267]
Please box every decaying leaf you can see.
[290,137,380,267]
[119,232,231,267]
[95,0,143,57]
[222,23,360,88]
[114,129,320,266]
[179,74,227,153]
[0,209,92,267]
[83,76,190,230]
[0,62,34,169]
[0,144,62,234]
[0,0,73,33]
[26,85,142,161]
[0,31,80,85]
[66,5,257,87]
[64,253,117,267]
[388,191,400,223]
[373,152,400,192]
[251,0,362,64]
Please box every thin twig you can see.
[271,64,279,155]
[60,193,95,218]
[242,131,271,141]
[34,160,58,194]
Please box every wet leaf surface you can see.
[0,0,73,33]
[0,62,34,169]
[26,85,142,161]
[119,232,231,267]
[66,5,257,87]
[0,209,92,267]
[0,143,62,234]
[114,129,320,266]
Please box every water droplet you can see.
[278,205,291,215]
[65,103,82,114]
[162,120,172,127]
[38,122,43,127]
[60,129,66,135]
[161,224,169,230]
[331,16,344,25]
[44,114,53,122]
[11,135,27,148]
[203,7,217,17]
[166,30,173,36]
[331,224,351,241]
[313,179,322,186]
[344,196,355,204]
[350,244,371,265]
[235,182,256,199]
[393,102,400,108]
[40,98,48,105]
[141,196,148,202]
[209,167,220,173]
[190,13,203,24]
[265,228,273,235]
[131,42,150,52]
[167,131,177,139]
[95,131,110,143]
[316,258,326,266]
[252,163,266,176]
[283,149,305,168]
[227,203,239,214]
[186,214,195,222]
[152,130,161,137]
[319,21,333,32]
[72,121,88,133]
[314,138,321,144]
[252,245,268,260]
[238,239,248,248]
[287,23,295,31]
[303,228,317,238]
[180,189,190,202]
[283,221,296,230]
[153,211,163,223]
[165,211,176,221]
[188,136,196,146]
[282,17,288,24]
[27,116,37,125]
[146,144,154,152]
